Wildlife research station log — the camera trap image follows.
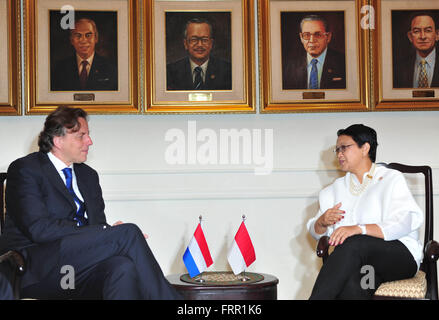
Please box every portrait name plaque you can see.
[73,93,96,101]
[188,93,213,102]
[412,90,435,98]
[303,92,325,99]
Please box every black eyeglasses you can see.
[187,37,211,45]
[300,32,329,40]
[333,144,355,154]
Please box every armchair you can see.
[0,172,26,299]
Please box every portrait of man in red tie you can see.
[50,11,118,92]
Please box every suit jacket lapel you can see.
[38,152,76,209]
[69,55,81,87]
[88,54,102,82]
[299,56,308,88]
[74,164,93,220]
[205,57,216,88]
[184,58,194,89]
[432,50,439,87]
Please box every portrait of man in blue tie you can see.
[281,13,346,90]
[392,11,439,88]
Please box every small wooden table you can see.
[167,272,279,300]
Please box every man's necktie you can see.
[79,60,89,90]
[193,66,203,90]
[417,59,429,88]
[309,59,319,89]
[62,168,88,226]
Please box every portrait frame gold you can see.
[372,0,439,111]
[259,0,371,113]
[0,0,21,115]
[24,0,141,115]
[143,0,256,114]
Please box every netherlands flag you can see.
[227,221,256,275]
[183,223,213,278]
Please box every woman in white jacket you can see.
[307,124,423,299]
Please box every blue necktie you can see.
[62,168,88,226]
[309,59,319,89]
[193,67,203,90]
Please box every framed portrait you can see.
[259,0,370,113]
[24,0,141,114]
[144,0,256,113]
[0,0,21,115]
[373,0,439,110]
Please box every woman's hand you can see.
[329,225,361,246]
[314,203,345,234]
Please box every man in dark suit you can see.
[166,18,231,90]
[0,106,180,299]
[393,12,439,88]
[51,18,117,91]
[0,267,13,300]
[282,15,346,90]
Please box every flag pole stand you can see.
[240,269,250,282]
[195,272,205,283]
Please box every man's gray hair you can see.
[300,14,329,32]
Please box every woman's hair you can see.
[337,124,378,162]
[38,106,88,153]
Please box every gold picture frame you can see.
[0,0,21,115]
[143,0,256,114]
[24,0,141,114]
[259,0,371,113]
[372,0,439,110]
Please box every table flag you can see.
[183,222,213,278]
[227,220,256,275]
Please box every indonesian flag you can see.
[227,221,256,275]
[183,223,213,278]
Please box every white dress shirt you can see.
[307,164,424,269]
[47,152,87,218]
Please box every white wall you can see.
[1,111,439,299]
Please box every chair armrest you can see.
[0,250,26,275]
[425,240,439,263]
[316,236,330,263]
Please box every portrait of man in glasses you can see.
[50,13,118,92]
[166,16,232,91]
[282,13,346,90]
[392,11,439,88]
